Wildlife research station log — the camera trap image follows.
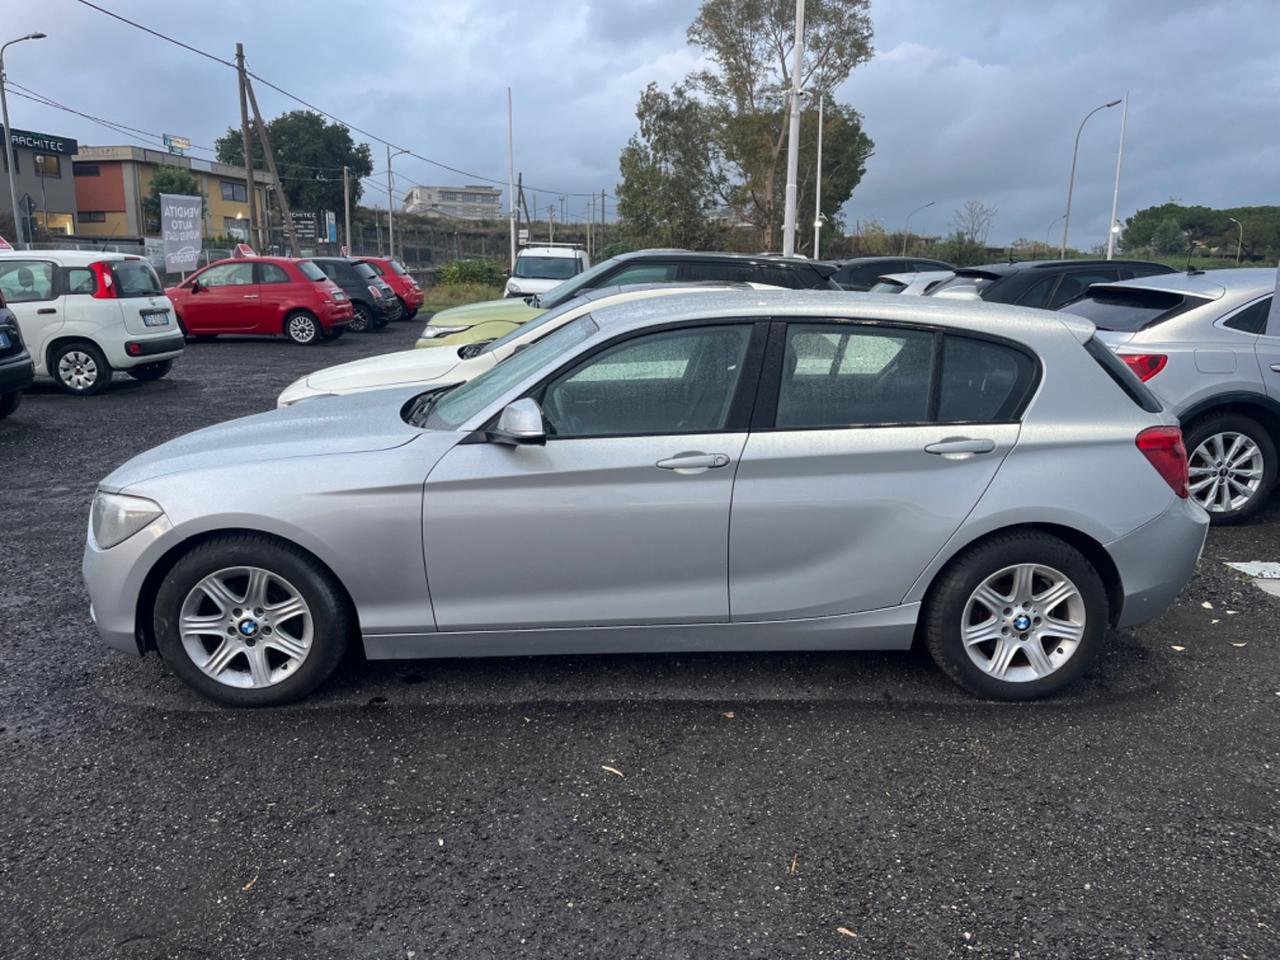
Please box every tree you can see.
[951,200,996,246]
[615,83,725,249]
[685,0,874,247]
[215,110,374,214]
[142,165,203,235]
[930,231,989,267]
[1151,215,1186,255]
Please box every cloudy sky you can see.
[5,0,1276,246]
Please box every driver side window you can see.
[541,325,752,438]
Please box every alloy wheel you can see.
[288,315,318,344]
[58,351,98,391]
[961,563,1086,682]
[1188,431,1264,513]
[178,566,314,689]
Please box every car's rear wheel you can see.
[153,534,352,707]
[0,390,21,419]
[1183,413,1276,524]
[348,303,373,333]
[284,310,320,345]
[51,341,112,395]
[922,532,1108,700]
[127,359,173,382]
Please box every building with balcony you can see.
[402,184,502,221]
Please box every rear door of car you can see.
[0,258,61,372]
[1227,295,1280,402]
[728,319,1036,620]
[254,262,296,333]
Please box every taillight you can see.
[89,261,117,299]
[368,285,383,299]
[1136,426,1189,498]
[1120,353,1167,382]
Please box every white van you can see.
[504,244,590,299]
[0,251,184,394]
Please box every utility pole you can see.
[385,144,395,261]
[245,73,300,257]
[235,43,259,249]
[548,204,554,244]
[781,0,806,257]
[342,166,352,255]
[812,94,824,259]
[588,195,595,259]
[601,189,606,250]
[1105,92,1129,261]
[507,87,516,270]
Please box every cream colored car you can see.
[277,283,777,407]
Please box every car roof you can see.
[1083,267,1277,302]
[519,246,585,257]
[955,258,1173,279]
[0,249,139,266]
[586,288,1095,344]
[615,248,811,265]
[832,255,951,266]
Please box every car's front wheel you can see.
[284,310,320,345]
[153,534,352,706]
[128,359,173,381]
[51,341,112,395]
[1183,413,1276,524]
[0,390,21,419]
[922,532,1108,700]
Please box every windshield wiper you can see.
[401,384,458,428]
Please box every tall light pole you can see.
[386,145,408,259]
[1061,98,1121,258]
[812,94,824,258]
[1104,92,1128,260]
[1227,216,1243,264]
[781,0,805,257]
[902,200,935,256]
[1045,213,1066,258]
[1,32,46,249]
[507,87,516,269]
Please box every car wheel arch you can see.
[45,335,105,374]
[1179,394,1280,446]
[133,526,361,654]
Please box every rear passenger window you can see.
[1015,275,1057,309]
[605,263,679,286]
[1222,297,1272,335]
[937,335,1037,422]
[776,324,934,428]
[684,262,755,284]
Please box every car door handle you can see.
[242,294,260,300]
[924,437,996,457]
[1271,363,1280,372]
[655,453,731,472]
[37,308,57,315]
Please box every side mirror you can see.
[190,279,202,293]
[487,397,546,446]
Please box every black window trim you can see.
[471,316,770,443]
[1216,294,1274,338]
[750,316,1043,432]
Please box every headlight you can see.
[420,325,469,339]
[90,491,164,549]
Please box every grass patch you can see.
[420,283,503,316]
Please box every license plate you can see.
[142,311,171,327]
[0,332,9,349]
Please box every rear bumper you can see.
[125,334,186,359]
[1108,495,1209,629]
[0,350,35,394]
[322,302,354,329]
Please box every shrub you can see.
[437,258,507,287]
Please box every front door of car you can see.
[729,321,1032,620]
[422,321,764,631]
[0,259,61,372]
[184,261,259,332]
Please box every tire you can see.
[321,326,345,341]
[922,532,1108,701]
[404,306,419,321]
[397,297,417,320]
[348,303,374,333]
[284,310,320,345]
[51,341,112,395]
[1183,413,1277,524]
[153,534,353,707]
[128,359,173,382]
[0,390,21,419]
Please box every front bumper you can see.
[82,513,176,655]
[375,299,404,323]
[0,349,35,394]
[1108,495,1209,629]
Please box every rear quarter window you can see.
[298,261,327,282]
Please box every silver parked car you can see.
[83,291,1207,706]
[1060,268,1278,523]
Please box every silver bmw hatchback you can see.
[83,290,1208,706]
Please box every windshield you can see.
[112,260,164,298]
[353,262,379,280]
[514,255,580,280]
[1060,289,1208,332]
[540,256,621,308]
[480,294,592,354]
[428,314,598,429]
[298,261,326,281]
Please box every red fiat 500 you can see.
[359,256,423,319]
[167,257,353,344]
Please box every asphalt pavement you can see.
[2,319,1278,959]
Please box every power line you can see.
[70,0,614,201]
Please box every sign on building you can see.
[160,193,202,273]
[289,211,318,242]
[2,126,78,156]
[163,134,190,157]
[324,210,337,243]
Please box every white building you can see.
[402,184,502,221]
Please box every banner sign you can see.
[325,210,337,243]
[160,193,202,273]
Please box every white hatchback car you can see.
[278,283,776,407]
[0,251,184,394]
[503,245,590,299]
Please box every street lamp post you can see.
[1228,216,1243,264]
[1061,98,1121,258]
[1,32,47,250]
[1045,213,1066,259]
[812,94,823,258]
[781,0,806,257]
[386,145,408,260]
[902,200,935,256]
[1104,92,1128,260]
